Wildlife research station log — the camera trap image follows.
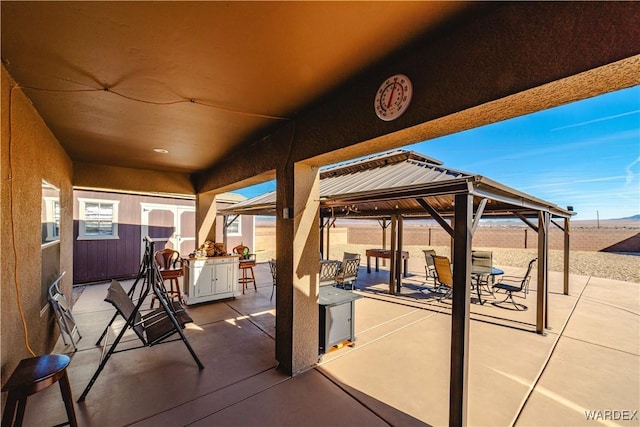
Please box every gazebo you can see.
[220,150,574,394]
[222,150,573,307]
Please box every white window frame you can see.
[227,215,242,237]
[42,196,61,244]
[78,198,120,240]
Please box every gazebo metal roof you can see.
[219,150,574,220]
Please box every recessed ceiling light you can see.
[153,148,169,154]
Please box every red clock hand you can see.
[386,83,397,109]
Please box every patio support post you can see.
[319,217,336,260]
[222,214,239,256]
[381,219,388,267]
[564,218,570,295]
[319,216,325,259]
[275,161,320,375]
[326,218,330,260]
[396,215,403,293]
[551,217,571,296]
[195,192,218,247]
[450,218,455,261]
[536,211,550,333]
[223,215,228,253]
[389,214,398,294]
[450,193,472,427]
[544,212,551,327]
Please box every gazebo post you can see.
[319,216,325,259]
[449,193,472,426]
[450,218,455,261]
[222,214,229,252]
[564,218,570,295]
[389,215,398,294]
[326,217,331,260]
[396,215,404,293]
[551,217,571,297]
[381,219,387,267]
[537,211,550,333]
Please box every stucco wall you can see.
[347,225,640,252]
[1,65,74,385]
[256,223,640,257]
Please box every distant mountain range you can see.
[615,214,640,220]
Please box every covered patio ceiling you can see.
[219,150,574,221]
[0,1,465,175]
[3,2,637,196]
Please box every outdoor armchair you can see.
[336,255,361,290]
[319,260,341,287]
[432,255,453,301]
[422,249,437,286]
[471,250,495,297]
[492,258,536,310]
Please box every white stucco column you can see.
[195,192,217,247]
[275,161,320,375]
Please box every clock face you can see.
[374,74,412,121]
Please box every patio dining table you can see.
[471,267,504,305]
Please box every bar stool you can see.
[238,259,257,294]
[233,245,257,294]
[152,249,185,308]
[1,354,77,427]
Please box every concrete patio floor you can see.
[22,261,640,426]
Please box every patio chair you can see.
[342,252,360,260]
[269,259,277,301]
[471,250,494,297]
[319,260,340,287]
[48,271,82,352]
[336,255,361,290]
[492,258,536,311]
[422,249,437,286]
[432,255,453,301]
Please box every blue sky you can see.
[237,86,639,220]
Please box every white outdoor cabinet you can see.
[184,256,239,305]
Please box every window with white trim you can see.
[42,197,61,244]
[78,198,120,240]
[227,215,242,236]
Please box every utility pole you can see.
[596,210,600,229]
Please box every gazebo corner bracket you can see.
[551,219,565,231]
[415,197,454,237]
[224,214,239,228]
[515,212,539,232]
[471,198,488,235]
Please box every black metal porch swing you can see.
[77,236,204,402]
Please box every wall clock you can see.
[374,74,413,121]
